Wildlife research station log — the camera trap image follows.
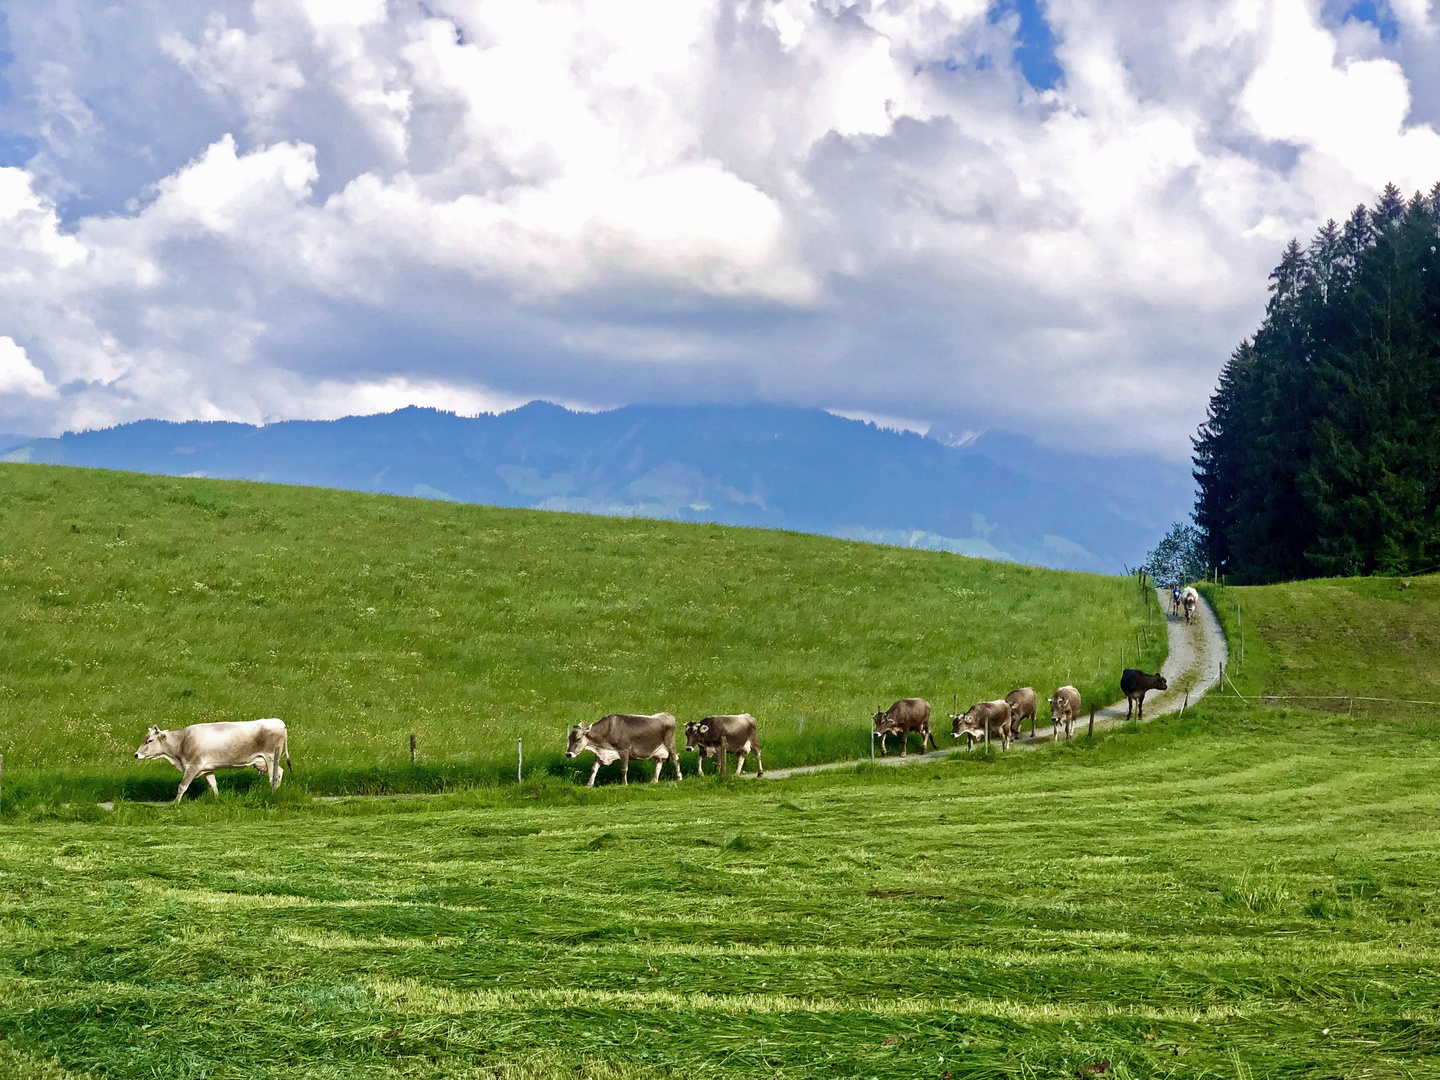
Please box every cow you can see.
[134,718,292,802]
[1181,586,1199,624]
[1005,687,1038,739]
[1048,685,1082,741]
[872,698,936,757]
[1120,668,1168,721]
[950,699,1013,750]
[566,712,681,787]
[684,714,764,777]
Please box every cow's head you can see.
[683,721,709,754]
[134,726,170,760]
[1154,675,1169,692]
[565,723,590,758]
[872,707,900,735]
[1047,693,1067,721]
[950,708,977,739]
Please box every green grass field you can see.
[3,701,1440,1079]
[9,466,1440,1077]
[1202,573,1440,715]
[0,463,1163,801]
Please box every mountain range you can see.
[0,402,1193,573]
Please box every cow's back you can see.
[891,698,930,726]
[176,719,285,762]
[592,712,676,754]
[699,714,758,748]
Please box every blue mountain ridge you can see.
[0,402,1193,573]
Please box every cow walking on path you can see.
[685,715,763,776]
[1006,687,1038,739]
[951,700,1014,750]
[567,712,682,787]
[872,699,936,756]
[134,719,292,802]
[1120,669,1168,721]
[1048,686,1082,741]
[1181,586,1199,624]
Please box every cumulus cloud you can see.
[0,0,1437,458]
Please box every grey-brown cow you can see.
[1006,686,1038,739]
[951,700,1014,750]
[1120,669,1168,721]
[684,714,764,777]
[1048,685,1082,741]
[872,698,936,756]
[566,712,681,787]
[134,718,292,802]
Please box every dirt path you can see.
[759,588,1228,779]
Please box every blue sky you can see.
[1,0,1439,459]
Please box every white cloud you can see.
[0,337,57,399]
[0,0,1436,457]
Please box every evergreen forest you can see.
[1193,182,1440,583]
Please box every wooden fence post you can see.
[1088,705,1095,739]
[517,738,523,783]
[409,733,416,764]
[0,753,4,807]
[719,735,728,778]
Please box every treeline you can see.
[1194,183,1440,583]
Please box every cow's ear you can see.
[699,724,709,733]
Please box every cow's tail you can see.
[283,731,295,777]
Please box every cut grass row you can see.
[0,463,1165,803]
[2,701,1439,1078]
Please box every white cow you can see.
[135,718,292,802]
[1181,586,1200,624]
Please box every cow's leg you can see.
[735,753,746,775]
[653,756,663,783]
[1125,695,1133,721]
[620,752,630,786]
[587,758,601,788]
[695,754,704,777]
[925,726,937,752]
[174,765,204,802]
[1137,693,1145,722]
[671,751,682,781]
[754,748,764,777]
[204,772,220,796]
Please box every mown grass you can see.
[3,702,1440,1079]
[1201,572,1440,716]
[0,463,1163,802]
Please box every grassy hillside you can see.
[0,464,1164,798]
[3,702,1440,1079]
[1202,573,1440,715]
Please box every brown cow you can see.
[872,698,936,756]
[1006,687,1038,739]
[1048,685,1082,741]
[684,714,763,776]
[1120,669,1167,721]
[950,700,1013,750]
[566,712,681,787]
